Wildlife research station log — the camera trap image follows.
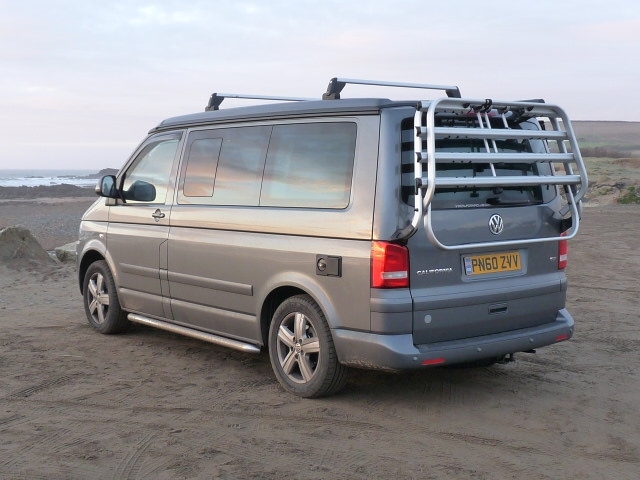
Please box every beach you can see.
[0,192,639,478]
[0,197,96,251]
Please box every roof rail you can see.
[205,93,315,111]
[323,77,461,100]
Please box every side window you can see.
[261,122,357,208]
[213,126,271,205]
[122,134,180,204]
[179,126,271,205]
[183,137,223,197]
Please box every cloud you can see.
[1,0,639,169]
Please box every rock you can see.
[79,168,119,179]
[0,226,57,269]
[55,242,78,263]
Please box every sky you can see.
[1,0,639,171]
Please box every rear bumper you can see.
[332,308,574,371]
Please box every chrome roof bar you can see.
[206,93,315,111]
[323,77,461,99]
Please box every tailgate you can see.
[396,97,586,346]
[408,207,566,345]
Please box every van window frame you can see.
[176,119,358,209]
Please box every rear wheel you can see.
[83,260,130,334]
[268,295,348,398]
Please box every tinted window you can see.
[401,118,553,209]
[261,123,356,208]
[183,137,222,197]
[179,126,271,205]
[213,126,271,205]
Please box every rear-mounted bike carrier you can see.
[410,97,588,250]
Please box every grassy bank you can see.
[571,121,640,205]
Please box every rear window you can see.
[401,118,555,209]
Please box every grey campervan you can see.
[77,78,588,397]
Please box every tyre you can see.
[82,260,130,334]
[268,294,348,398]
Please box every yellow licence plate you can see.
[464,251,522,276]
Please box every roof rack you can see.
[205,93,315,111]
[206,77,462,111]
[323,77,461,100]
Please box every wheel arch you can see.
[258,274,339,349]
[78,249,106,294]
[259,286,306,347]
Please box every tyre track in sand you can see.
[0,205,639,478]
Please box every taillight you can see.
[558,232,568,270]
[371,241,409,288]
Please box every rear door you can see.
[400,117,567,345]
[166,124,272,340]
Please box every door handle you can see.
[152,209,166,221]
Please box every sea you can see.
[0,169,102,188]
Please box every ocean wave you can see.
[0,168,118,188]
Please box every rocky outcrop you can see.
[77,168,118,179]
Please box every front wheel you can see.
[82,260,130,334]
[268,294,348,398]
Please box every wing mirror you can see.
[124,180,156,202]
[95,175,156,202]
[95,175,117,198]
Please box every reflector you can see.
[422,358,446,366]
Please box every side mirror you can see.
[95,175,117,198]
[124,180,156,202]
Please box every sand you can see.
[0,197,97,251]
[0,199,638,479]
